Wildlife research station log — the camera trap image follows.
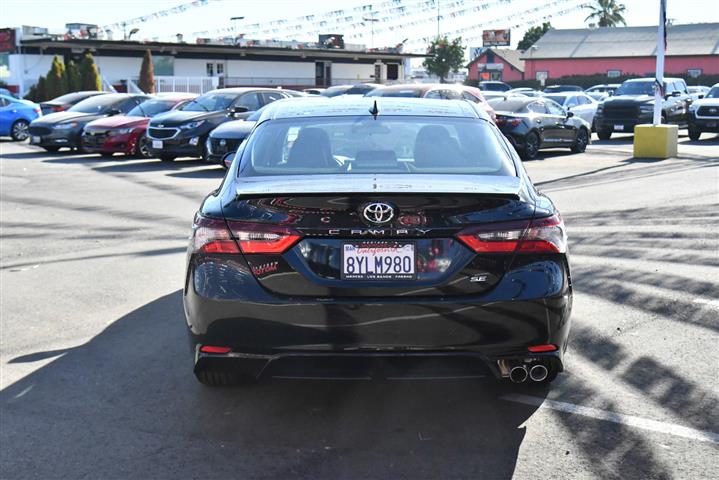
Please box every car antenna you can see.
[369,100,379,119]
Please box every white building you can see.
[1,28,423,96]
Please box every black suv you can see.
[594,78,692,140]
[146,88,297,161]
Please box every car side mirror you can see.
[566,111,574,118]
[228,106,249,117]
[698,94,704,99]
[107,108,122,116]
[672,91,681,97]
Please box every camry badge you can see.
[363,202,395,224]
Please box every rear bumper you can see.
[184,254,573,379]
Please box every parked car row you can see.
[10,79,716,166]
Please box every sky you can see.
[1,0,718,54]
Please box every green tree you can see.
[138,49,155,93]
[66,59,81,92]
[30,75,47,102]
[79,52,102,91]
[584,0,627,27]
[517,22,552,51]
[423,36,465,83]
[45,56,67,99]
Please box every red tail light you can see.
[457,214,567,254]
[52,105,65,112]
[191,215,240,253]
[191,215,302,255]
[496,116,522,127]
[227,220,302,254]
[200,345,231,354]
[528,344,557,352]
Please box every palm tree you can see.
[584,0,627,27]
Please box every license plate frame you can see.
[31,136,41,144]
[152,140,163,149]
[341,241,416,281]
[613,124,624,131]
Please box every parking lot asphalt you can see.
[1,132,718,479]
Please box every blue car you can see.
[0,94,42,141]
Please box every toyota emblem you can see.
[362,203,395,224]
[710,108,717,113]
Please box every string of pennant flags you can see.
[102,0,589,51]
[403,0,589,47]
[101,0,222,32]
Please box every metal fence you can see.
[154,76,219,94]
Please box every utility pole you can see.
[437,0,440,38]
[230,16,245,43]
[363,12,379,49]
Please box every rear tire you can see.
[571,128,589,153]
[100,152,114,158]
[10,120,30,141]
[195,369,254,387]
[597,128,612,140]
[688,125,702,141]
[160,154,176,162]
[520,132,540,160]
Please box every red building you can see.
[467,48,525,82]
[522,23,719,81]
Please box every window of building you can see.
[216,63,224,75]
[687,68,702,78]
[206,63,214,76]
[386,63,399,81]
[152,55,174,76]
[607,70,621,78]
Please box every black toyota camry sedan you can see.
[488,97,591,160]
[184,97,573,387]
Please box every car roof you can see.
[258,97,485,122]
[205,87,284,95]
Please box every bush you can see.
[79,53,102,91]
[45,56,67,100]
[66,59,81,92]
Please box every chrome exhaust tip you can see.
[529,364,549,382]
[509,365,528,383]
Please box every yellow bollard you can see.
[633,124,678,159]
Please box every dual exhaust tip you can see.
[509,364,548,383]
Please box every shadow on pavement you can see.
[1,290,546,479]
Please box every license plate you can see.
[613,124,624,131]
[152,140,163,149]
[31,136,40,144]
[342,242,416,280]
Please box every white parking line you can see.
[693,298,719,308]
[502,394,719,445]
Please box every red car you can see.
[81,93,196,158]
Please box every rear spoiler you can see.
[236,174,522,196]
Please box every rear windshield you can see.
[68,95,123,113]
[239,116,514,177]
